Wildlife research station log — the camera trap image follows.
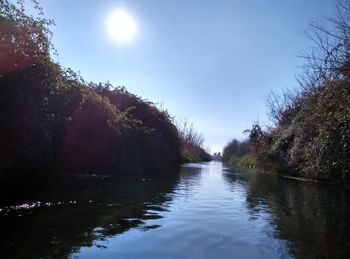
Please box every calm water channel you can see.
[1,162,350,258]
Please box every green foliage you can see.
[246,1,350,182]
[222,137,254,170]
[299,81,350,180]
[0,0,183,192]
[181,145,211,163]
[96,85,182,169]
[249,80,350,181]
[222,138,250,162]
[228,154,255,169]
[0,0,54,73]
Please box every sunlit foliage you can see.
[246,0,350,181]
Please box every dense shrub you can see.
[245,1,350,182]
[0,0,183,187]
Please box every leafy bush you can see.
[246,1,350,182]
[0,0,183,186]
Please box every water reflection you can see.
[223,167,350,258]
[1,162,350,258]
[0,172,180,258]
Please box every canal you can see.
[1,162,350,258]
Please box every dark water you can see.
[1,162,350,258]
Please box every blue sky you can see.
[33,0,337,152]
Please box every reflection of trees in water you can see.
[224,169,350,258]
[0,172,180,258]
[176,166,202,194]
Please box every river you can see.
[1,161,350,258]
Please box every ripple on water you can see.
[4,161,348,258]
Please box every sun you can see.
[107,10,137,43]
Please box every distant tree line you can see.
[222,139,250,162]
[212,152,222,161]
[222,139,253,168]
[0,0,210,202]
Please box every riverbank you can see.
[227,154,255,169]
[226,156,349,186]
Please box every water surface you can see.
[1,162,350,258]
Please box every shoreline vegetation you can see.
[222,139,255,169]
[1,0,350,206]
[0,1,210,205]
[223,1,350,184]
[227,155,255,169]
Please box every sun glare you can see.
[107,10,137,43]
